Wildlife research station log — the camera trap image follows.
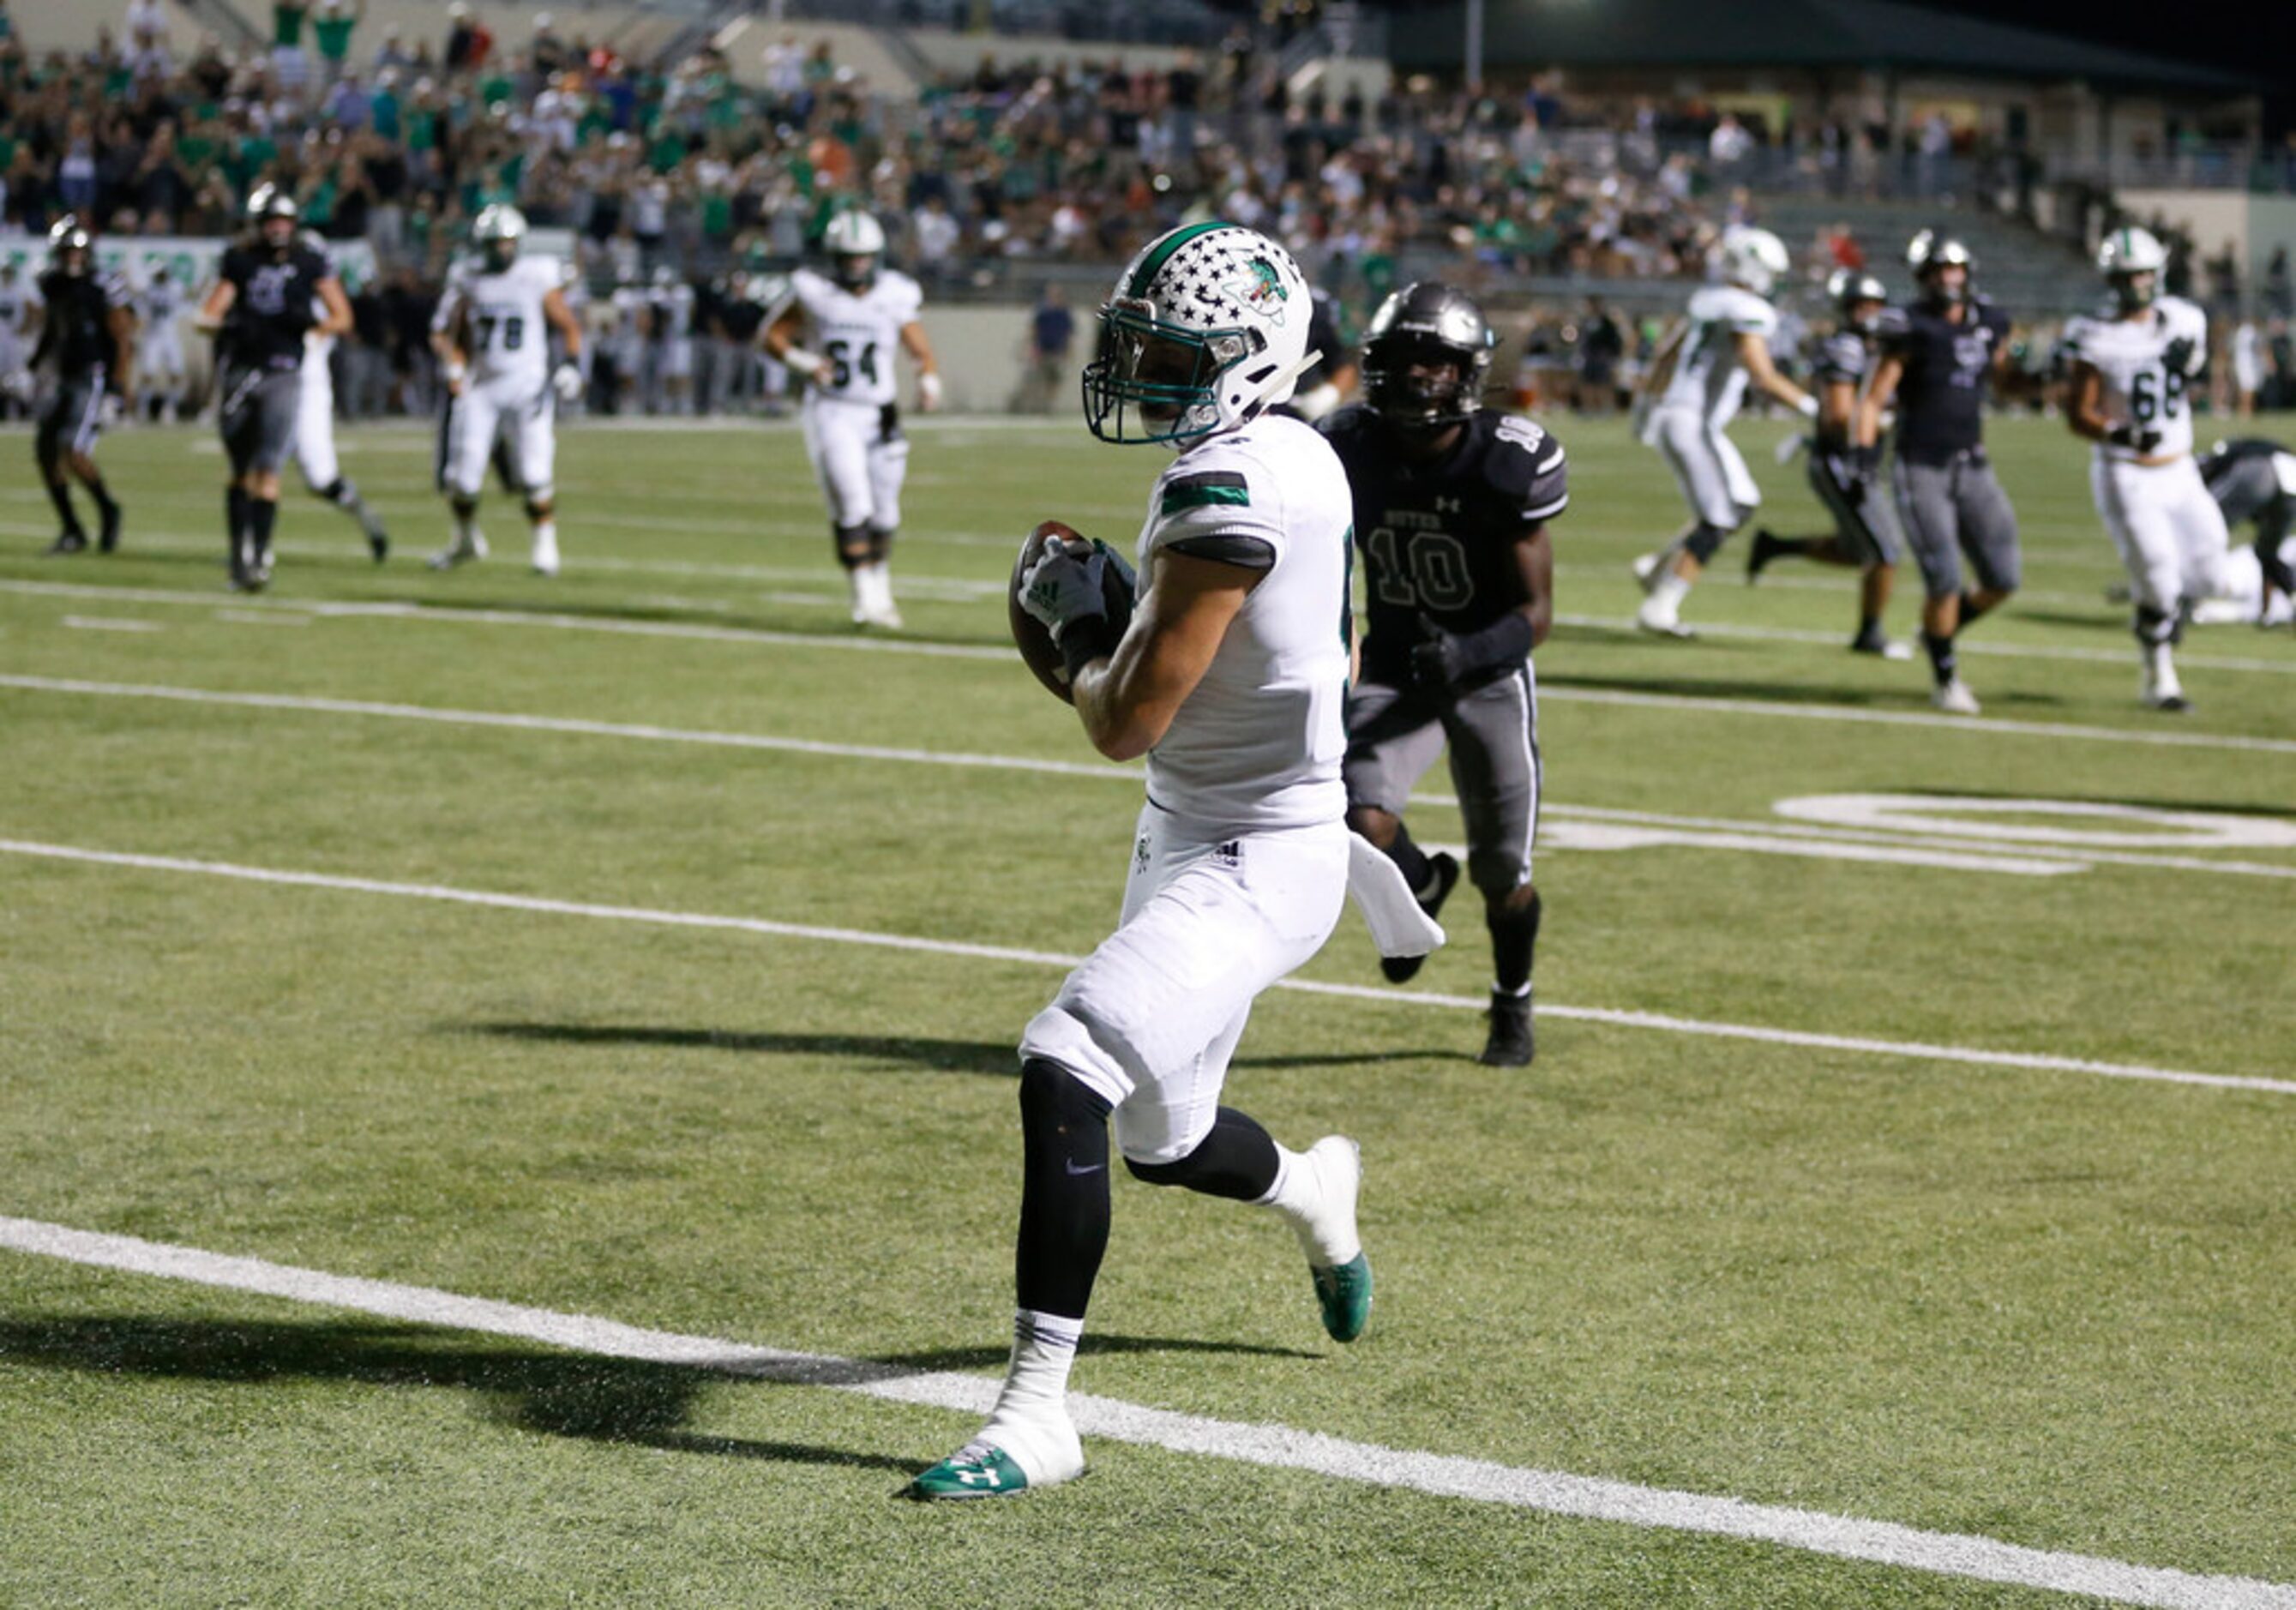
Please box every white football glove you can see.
[1019,538,1132,645]
[98,390,123,430]
[917,371,944,412]
[551,362,584,404]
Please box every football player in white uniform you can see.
[0,260,41,418]
[763,211,943,628]
[135,264,186,422]
[294,260,389,562]
[645,265,694,416]
[1631,225,1820,637]
[906,222,1369,1503]
[2064,226,2229,711]
[427,206,584,575]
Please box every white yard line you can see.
[5,576,2292,754]
[3,836,2286,1096]
[0,1214,2286,1609]
[58,616,164,633]
[7,674,2293,882]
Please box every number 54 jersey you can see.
[1317,405,1569,689]
[2064,296,2209,463]
[787,267,921,407]
[432,253,564,399]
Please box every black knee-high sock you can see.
[1014,1057,1112,1321]
[1381,820,1433,896]
[226,485,248,546]
[1488,888,1542,994]
[249,497,278,561]
[47,479,83,534]
[83,474,117,519]
[1922,630,1958,687]
[1957,591,1995,628]
[1124,1108,1282,1201]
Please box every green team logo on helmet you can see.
[1224,258,1291,327]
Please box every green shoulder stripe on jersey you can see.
[1127,220,1232,300]
[1159,470,1251,514]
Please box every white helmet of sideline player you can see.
[1082,219,1318,448]
[823,210,885,291]
[1712,225,1790,297]
[2098,225,2169,312]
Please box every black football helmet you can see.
[1906,230,1974,307]
[48,214,93,276]
[1827,267,1889,332]
[1361,281,1495,435]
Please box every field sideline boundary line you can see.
[5,674,2293,882]
[3,836,2287,1096]
[0,1214,2287,1610]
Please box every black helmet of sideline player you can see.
[472,203,527,273]
[1906,229,1974,308]
[48,214,93,277]
[1361,281,1495,437]
[246,183,301,257]
[1827,266,1889,333]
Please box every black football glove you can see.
[2162,335,2198,376]
[2106,424,2164,454]
[1409,613,1472,692]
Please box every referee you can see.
[195,184,350,591]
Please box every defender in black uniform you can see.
[1319,283,1565,1066]
[1863,231,2019,714]
[1747,268,1907,658]
[1288,286,1359,422]
[32,217,134,556]
[197,185,351,591]
[2198,437,2296,616]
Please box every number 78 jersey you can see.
[2065,295,2209,463]
[432,254,564,397]
[787,267,922,407]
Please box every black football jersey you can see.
[1810,327,1872,449]
[35,267,128,379]
[218,241,334,371]
[1877,297,2011,463]
[1318,404,1567,688]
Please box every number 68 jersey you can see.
[786,266,922,407]
[432,252,565,398]
[2065,295,2209,463]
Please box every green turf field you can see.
[2,410,2292,1607]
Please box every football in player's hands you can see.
[1010,520,1135,703]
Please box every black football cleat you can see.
[98,505,121,554]
[1480,988,1535,1067]
[1746,527,1782,584]
[44,531,88,557]
[1380,851,1461,984]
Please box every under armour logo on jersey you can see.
[1213,840,1241,869]
[1434,496,1463,514]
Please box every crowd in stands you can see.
[0,0,2287,416]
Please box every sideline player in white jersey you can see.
[762,211,943,628]
[645,266,694,415]
[2064,225,2229,711]
[135,263,187,422]
[1630,225,1820,637]
[906,221,1369,1503]
[292,252,389,561]
[0,260,40,418]
[428,205,584,575]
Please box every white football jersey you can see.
[789,267,922,408]
[1657,284,1777,429]
[1132,412,1352,832]
[140,277,183,325]
[0,279,39,337]
[434,252,563,393]
[2065,296,2209,462]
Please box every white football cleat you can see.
[1930,677,1981,715]
[1634,595,1693,639]
[2141,654,2188,712]
[428,529,488,571]
[530,529,560,577]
